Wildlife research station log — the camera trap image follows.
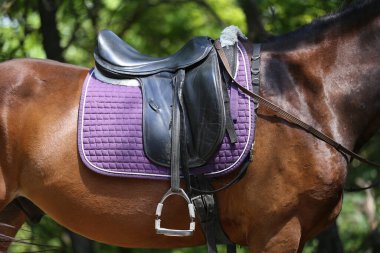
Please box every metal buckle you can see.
[155,188,196,237]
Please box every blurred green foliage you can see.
[1,0,380,252]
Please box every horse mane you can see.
[265,0,380,51]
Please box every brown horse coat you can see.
[0,1,379,252]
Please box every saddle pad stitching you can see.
[79,71,176,178]
[204,44,252,176]
[79,71,173,178]
[78,42,253,179]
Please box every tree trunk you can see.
[38,0,64,61]
[237,0,268,42]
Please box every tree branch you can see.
[83,0,102,32]
[194,0,226,27]
[18,0,29,57]
[62,0,81,51]
[237,0,269,41]
[119,0,225,37]
[118,1,152,36]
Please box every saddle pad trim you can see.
[77,71,173,178]
[78,42,255,179]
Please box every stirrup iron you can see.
[155,188,196,237]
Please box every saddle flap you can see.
[141,48,226,168]
[141,72,174,166]
[183,49,226,165]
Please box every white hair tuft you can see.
[220,25,247,48]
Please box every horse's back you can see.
[0,59,88,98]
[0,59,88,129]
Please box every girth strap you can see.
[191,175,236,253]
[15,197,44,224]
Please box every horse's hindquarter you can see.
[0,60,83,206]
[0,59,81,202]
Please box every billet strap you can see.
[221,71,238,144]
[219,42,238,143]
[216,41,380,191]
[251,43,261,94]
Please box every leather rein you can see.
[215,41,380,192]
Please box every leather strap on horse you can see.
[15,197,45,224]
[170,70,185,192]
[215,40,380,192]
[155,70,196,237]
[191,175,236,253]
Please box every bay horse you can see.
[0,1,379,252]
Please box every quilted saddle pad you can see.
[78,42,256,179]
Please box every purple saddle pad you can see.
[78,43,256,179]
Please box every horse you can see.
[0,1,379,252]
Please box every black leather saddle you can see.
[94,29,238,237]
[94,29,236,168]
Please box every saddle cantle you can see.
[94,29,231,168]
[94,29,214,76]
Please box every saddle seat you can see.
[94,30,214,77]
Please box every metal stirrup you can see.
[155,188,196,236]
